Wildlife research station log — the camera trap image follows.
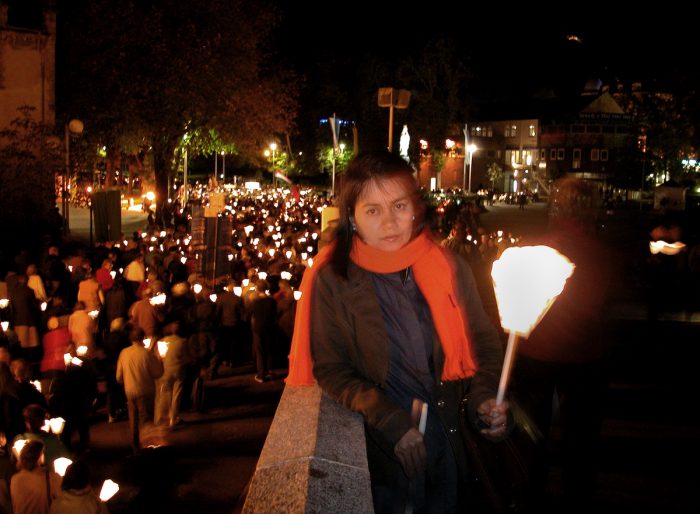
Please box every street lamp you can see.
[269,143,277,187]
[221,150,226,182]
[467,143,478,194]
[63,119,84,235]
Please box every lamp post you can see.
[63,119,84,235]
[221,151,226,182]
[467,143,478,194]
[270,143,277,187]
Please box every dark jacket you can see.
[310,249,504,478]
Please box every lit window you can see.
[573,149,581,169]
[529,124,536,137]
[591,149,600,161]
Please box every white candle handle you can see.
[496,332,519,405]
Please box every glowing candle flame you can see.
[40,302,47,312]
[99,479,120,502]
[63,353,72,366]
[244,225,254,236]
[649,240,686,255]
[88,310,99,319]
[268,249,275,257]
[160,231,166,237]
[307,258,314,267]
[41,419,50,433]
[180,257,187,264]
[149,294,167,306]
[30,380,41,393]
[110,271,116,279]
[258,272,267,280]
[71,357,83,367]
[491,246,574,337]
[49,417,65,434]
[233,287,242,297]
[193,284,203,295]
[54,457,72,477]
[13,439,26,458]
[209,294,217,303]
[228,254,234,261]
[0,298,8,308]
[280,271,292,281]
[312,233,318,240]
[293,291,302,301]
[242,279,249,287]
[301,252,308,260]
[143,338,152,349]
[157,340,168,358]
[76,345,88,357]
[68,265,73,272]
[0,321,7,332]
[285,251,292,259]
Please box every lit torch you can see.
[491,246,575,404]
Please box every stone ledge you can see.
[243,384,373,514]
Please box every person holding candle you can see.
[512,178,613,514]
[287,152,509,512]
[49,460,109,514]
[10,439,61,514]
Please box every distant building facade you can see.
[417,91,633,196]
[0,4,56,129]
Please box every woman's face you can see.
[353,178,415,252]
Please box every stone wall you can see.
[243,384,374,514]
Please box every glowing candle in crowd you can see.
[233,287,242,297]
[41,419,50,433]
[280,271,292,281]
[307,246,313,253]
[301,252,308,260]
[181,257,187,264]
[110,271,116,279]
[258,272,267,280]
[99,479,120,502]
[13,439,26,458]
[54,457,73,477]
[268,249,275,257]
[228,254,234,261]
[149,294,167,306]
[0,298,8,308]
[160,231,166,237]
[242,279,249,287]
[76,346,88,357]
[293,291,302,301]
[143,338,152,349]
[63,353,72,366]
[40,302,47,312]
[30,380,41,393]
[491,246,575,405]
[285,251,292,259]
[193,284,203,295]
[649,240,686,255]
[49,417,66,435]
[209,294,217,303]
[71,357,83,367]
[0,322,7,332]
[244,225,254,236]
[157,340,169,358]
[68,265,73,272]
[88,310,99,319]
[307,258,314,267]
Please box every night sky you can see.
[273,2,696,96]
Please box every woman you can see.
[49,460,109,514]
[287,152,509,512]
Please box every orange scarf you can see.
[286,230,478,386]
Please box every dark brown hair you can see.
[330,151,424,278]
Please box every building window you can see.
[591,149,600,161]
[557,149,565,160]
[550,149,557,160]
[573,148,581,169]
[529,124,536,137]
[471,125,493,138]
[505,124,517,137]
[540,149,546,160]
[601,149,609,161]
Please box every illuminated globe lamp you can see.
[491,246,575,404]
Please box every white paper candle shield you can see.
[54,457,73,477]
[491,246,575,338]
